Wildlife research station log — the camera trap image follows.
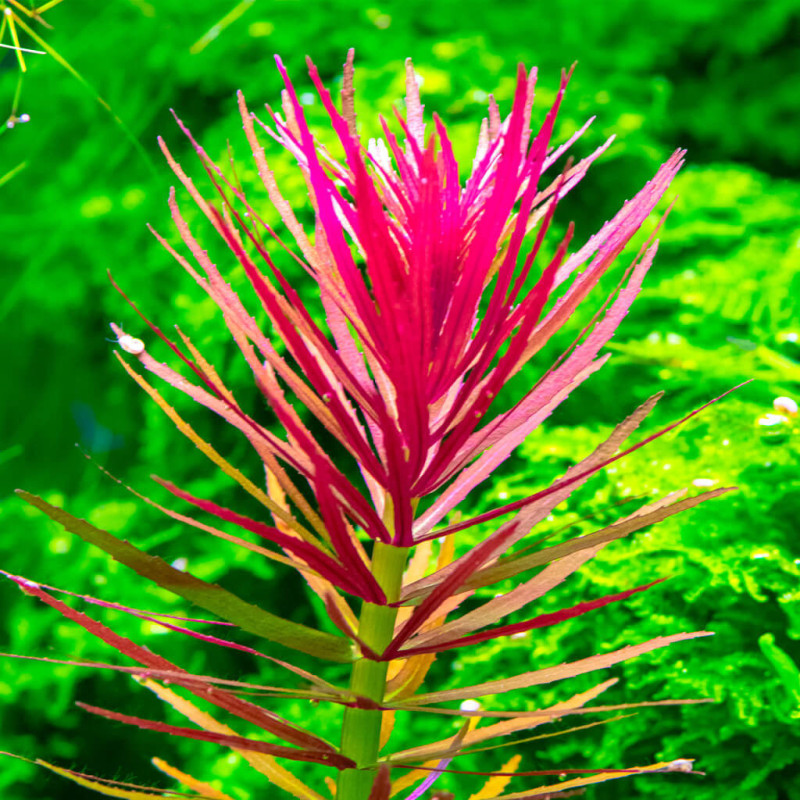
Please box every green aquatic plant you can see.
[2,54,728,800]
[760,633,800,724]
[0,0,154,171]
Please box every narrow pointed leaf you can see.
[388,680,615,762]
[468,755,522,800]
[35,760,196,799]
[0,651,342,701]
[485,759,698,799]
[77,703,355,769]
[405,486,729,604]
[384,697,709,720]
[405,545,605,647]
[383,523,520,659]
[150,759,235,800]
[16,491,353,662]
[3,581,341,752]
[113,349,313,541]
[142,680,327,800]
[402,632,712,705]
[396,580,666,656]
[466,489,731,591]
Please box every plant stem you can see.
[337,540,409,800]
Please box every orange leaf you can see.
[151,758,234,800]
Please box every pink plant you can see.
[4,52,730,800]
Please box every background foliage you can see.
[2,1,799,799]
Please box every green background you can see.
[2,1,800,799]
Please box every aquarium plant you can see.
[2,53,730,800]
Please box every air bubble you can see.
[774,396,798,416]
[756,413,790,445]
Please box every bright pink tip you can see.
[156,56,681,557]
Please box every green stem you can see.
[337,540,409,800]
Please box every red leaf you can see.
[395,579,666,656]
[77,703,354,769]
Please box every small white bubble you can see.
[19,113,30,123]
[774,396,798,416]
[757,413,788,429]
[171,557,188,571]
[692,478,716,488]
[459,699,481,712]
